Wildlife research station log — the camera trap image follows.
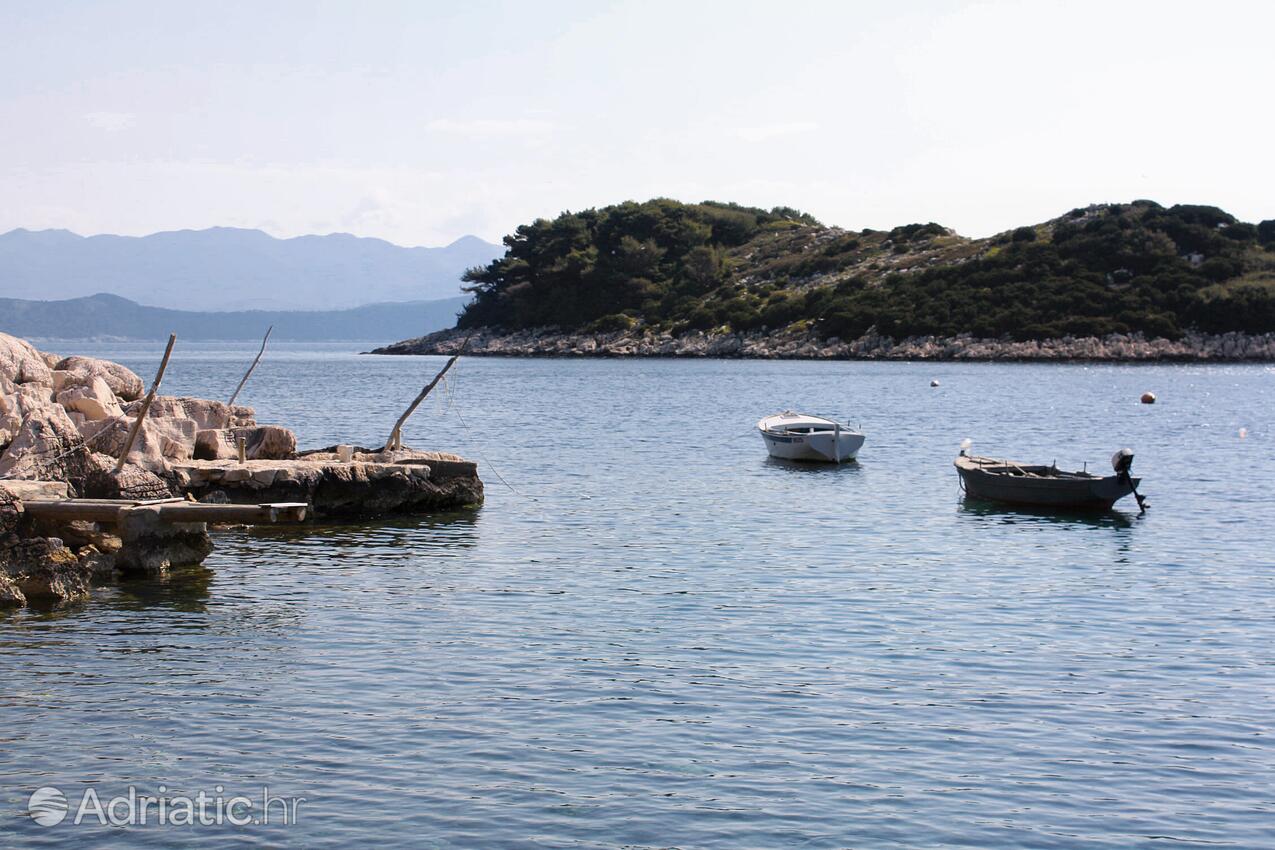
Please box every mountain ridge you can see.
[0,226,501,311]
[0,292,468,341]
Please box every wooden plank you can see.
[22,499,309,524]
[154,502,308,523]
[22,501,128,522]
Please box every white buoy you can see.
[930,379,940,387]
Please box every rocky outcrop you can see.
[0,480,216,607]
[0,405,115,489]
[0,332,55,386]
[0,333,484,608]
[3,331,271,481]
[375,326,1275,362]
[0,482,99,607]
[53,355,145,401]
[58,376,123,422]
[173,448,483,519]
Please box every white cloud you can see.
[426,118,555,138]
[83,111,135,132]
[732,122,818,142]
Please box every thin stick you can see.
[228,325,272,407]
[384,333,472,451]
[115,333,177,472]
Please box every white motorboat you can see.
[757,411,865,463]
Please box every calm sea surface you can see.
[2,341,1273,849]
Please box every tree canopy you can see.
[456,199,1275,340]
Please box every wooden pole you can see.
[384,333,471,451]
[228,325,272,407]
[115,333,176,472]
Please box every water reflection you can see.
[957,496,1140,529]
[235,510,482,551]
[762,456,864,475]
[105,564,215,613]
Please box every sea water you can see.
[1,341,1272,848]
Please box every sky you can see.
[1,0,1272,247]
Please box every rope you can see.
[400,359,525,498]
[450,403,523,496]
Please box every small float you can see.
[757,411,865,463]
[955,447,1146,511]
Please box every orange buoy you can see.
[1140,392,1156,404]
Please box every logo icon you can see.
[28,786,68,826]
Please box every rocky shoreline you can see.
[371,326,1275,362]
[2,332,482,609]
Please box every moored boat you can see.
[954,449,1145,511]
[757,411,864,463]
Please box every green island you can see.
[377,199,1275,359]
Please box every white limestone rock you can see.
[0,332,54,386]
[57,375,124,422]
[53,355,145,401]
[0,405,86,481]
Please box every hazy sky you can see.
[2,0,1271,247]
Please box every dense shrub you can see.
[1258,220,1275,246]
[457,199,1275,339]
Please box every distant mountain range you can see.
[0,293,468,341]
[0,227,501,311]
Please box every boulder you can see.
[0,484,21,541]
[0,332,54,386]
[0,574,24,607]
[82,409,199,470]
[3,382,58,452]
[137,396,235,431]
[1,537,91,604]
[235,425,296,460]
[57,375,124,421]
[0,405,104,487]
[82,463,175,501]
[230,405,257,427]
[1,381,55,420]
[0,480,69,502]
[54,355,144,401]
[194,425,296,461]
[194,429,235,460]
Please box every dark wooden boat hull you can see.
[955,457,1139,510]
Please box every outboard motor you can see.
[1111,448,1146,513]
[1111,448,1134,475]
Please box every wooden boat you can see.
[757,411,864,463]
[954,449,1145,511]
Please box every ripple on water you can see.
[2,351,1274,848]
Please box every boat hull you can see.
[955,457,1139,510]
[760,429,865,463]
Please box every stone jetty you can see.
[1,332,483,608]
